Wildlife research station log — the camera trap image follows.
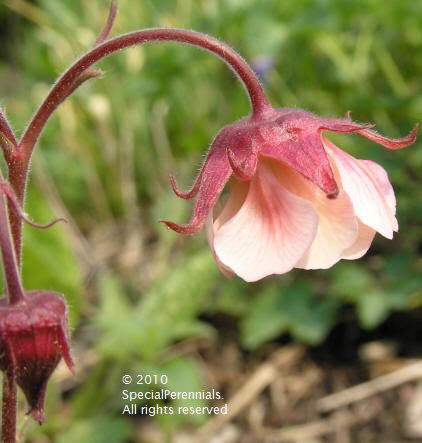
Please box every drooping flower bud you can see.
[0,290,73,423]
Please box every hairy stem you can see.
[1,373,17,443]
[8,28,270,262]
[20,28,269,155]
[0,183,25,304]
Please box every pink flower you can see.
[162,108,417,282]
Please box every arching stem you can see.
[20,28,270,155]
[8,27,271,262]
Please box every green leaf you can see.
[240,287,290,350]
[96,250,219,361]
[330,257,422,329]
[241,282,338,349]
[156,356,210,428]
[356,290,391,330]
[134,250,219,359]
[94,273,139,359]
[330,262,375,303]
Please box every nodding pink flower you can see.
[162,108,417,282]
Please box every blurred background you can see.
[0,0,421,441]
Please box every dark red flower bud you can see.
[0,290,73,423]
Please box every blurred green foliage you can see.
[0,0,421,441]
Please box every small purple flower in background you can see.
[162,108,417,282]
[251,55,275,83]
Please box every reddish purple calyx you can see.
[161,107,418,235]
[0,290,73,423]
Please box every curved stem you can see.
[8,28,271,264]
[8,28,271,262]
[19,28,270,159]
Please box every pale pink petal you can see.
[295,189,358,269]
[342,220,376,260]
[205,181,250,279]
[206,220,235,279]
[211,160,319,282]
[323,137,398,239]
[265,162,358,269]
